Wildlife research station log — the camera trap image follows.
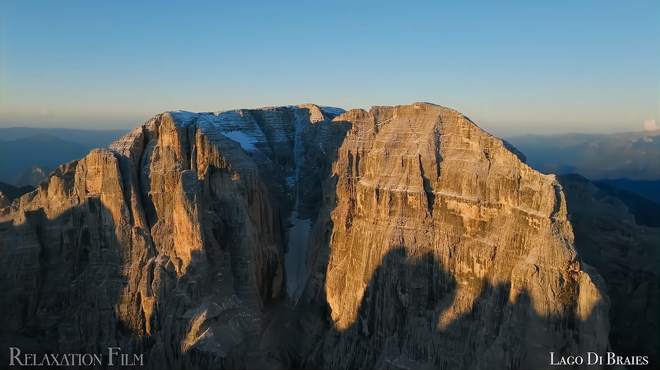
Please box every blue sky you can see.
[0,1,658,135]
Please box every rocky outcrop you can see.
[300,104,609,369]
[0,103,611,369]
[0,110,297,368]
[560,174,660,368]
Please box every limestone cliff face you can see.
[0,103,610,370]
[0,110,298,368]
[299,103,609,369]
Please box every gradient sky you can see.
[1,1,658,135]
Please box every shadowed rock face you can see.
[560,174,660,368]
[0,182,33,207]
[0,103,611,369]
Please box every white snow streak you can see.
[222,131,258,151]
[284,110,312,301]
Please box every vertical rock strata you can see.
[0,103,609,369]
[306,103,609,369]
[0,109,296,368]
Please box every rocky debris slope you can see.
[0,103,612,369]
[560,174,660,367]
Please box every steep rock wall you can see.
[0,103,610,370]
[303,103,609,370]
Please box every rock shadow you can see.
[559,174,659,369]
[298,245,608,370]
[229,110,352,369]
[0,199,150,367]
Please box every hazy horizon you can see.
[1,1,658,135]
[0,106,658,138]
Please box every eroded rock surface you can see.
[300,104,609,370]
[0,103,614,369]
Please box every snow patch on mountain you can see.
[320,106,345,116]
[222,131,258,151]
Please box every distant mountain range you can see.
[507,130,660,180]
[0,127,127,146]
[596,178,660,204]
[0,181,33,207]
[507,130,660,204]
[0,127,126,186]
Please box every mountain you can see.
[300,105,607,369]
[596,178,660,205]
[0,182,33,208]
[0,128,126,185]
[13,166,51,186]
[560,174,660,366]
[0,127,127,147]
[1,103,650,369]
[506,130,660,180]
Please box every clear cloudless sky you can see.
[0,0,658,135]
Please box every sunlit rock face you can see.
[0,103,610,369]
[304,103,609,369]
[0,105,345,369]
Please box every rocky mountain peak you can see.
[0,103,611,369]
